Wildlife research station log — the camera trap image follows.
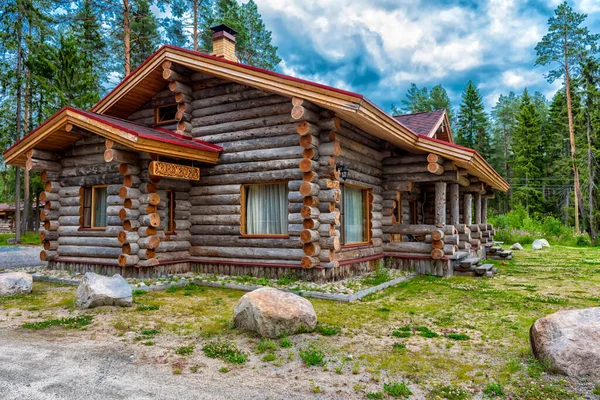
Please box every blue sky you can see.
[250,0,600,114]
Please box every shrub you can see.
[203,340,247,364]
[299,345,326,366]
[383,381,412,398]
[279,337,293,348]
[315,322,341,336]
[483,383,505,397]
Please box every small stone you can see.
[75,272,132,309]
[7,238,16,245]
[510,243,524,251]
[0,272,33,296]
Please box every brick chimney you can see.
[210,24,238,62]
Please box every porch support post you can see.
[474,193,482,225]
[482,196,488,224]
[449,183,459,225]
[434,182,447,227]
[463,193,472,225]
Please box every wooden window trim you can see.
[81,184,108,230]
[154,103,178,126]
[240,181,289,238]
[408,200,418,225]
[165,190,176,234]
[394,191,402,224]
[340,182,372,246]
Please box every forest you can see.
[0,0,597,245]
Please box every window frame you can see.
[340,182,372,246]
[154,103,178,125]
[394,191,402,224]
[165,189,176,234]
[81,184,108,230]
[408,200,418,225]
[240,181,289,238]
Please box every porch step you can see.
[460,257,481,268]
[475,264,494,275]
[448,251,469,260]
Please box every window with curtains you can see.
[340,184,371,244]
[165,190,175,233]
[82,185,108,228]
[243,183,288,236]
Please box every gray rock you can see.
[532,239,544,250]
[530,307,600,378]
[7,238,16,245]
[75,272,132,309]
[0,272,33,296]
[540,239,550,248]
[510,243,524,251]
[234,287,317,338]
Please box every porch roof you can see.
[3,107,222,167]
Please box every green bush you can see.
[489,204,592,246]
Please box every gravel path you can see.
[0,246,46,269]
[0,331,317,400]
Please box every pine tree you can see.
[158,0,208,50]
[130,0,160,69]
[429,84,453,122]
[511,89,545,214]
[200,0,281,70]
[535,1,600,232]
[392,83,453,122]
[456,81,490,157]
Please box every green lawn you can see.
[0,231,41,245]
[2,245,599,398]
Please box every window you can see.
[165,190,176,233]
[340,184,371,245]
[242,183,288,236]
[408,200,418,225]
[155,104,177,125]
[82,185,108,228]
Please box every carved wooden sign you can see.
[148,161,200,181]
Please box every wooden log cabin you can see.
[2,25,509,281]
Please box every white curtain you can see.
[344,185,364,243]
[93,187,107,227]
[246,183,287,234]
[83,187,92,227]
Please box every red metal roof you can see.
[3,107,222,156]
[393,110,446,137]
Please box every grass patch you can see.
[256,338,278,354]
[0,231,41,245]
[447,333,470,341]
[136,305,159,311]
[383,381,412,398]
[299,345,326,366]
[415,326,439,338]
[279,337,292,348]
[483,383,505,397]
[315,322,341,336]
[22,315,93,330]
[262,353,276,362]
[392,326,412,338]
[203,340,247,364]
[175,344,194,356]
[429,384,470,400]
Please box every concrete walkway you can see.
[0,246,46,269]
[0,331,316,400]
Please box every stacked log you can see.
[133,162,160,267]
[154,178,192,263]
[163,61,193,136]
[382,224,458,259]
[39,172,62,262]
[293,98,323,269]
[117,159,141,267]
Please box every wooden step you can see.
[448,251,469,260]
[460,257,481,268]
[475,264,494,275]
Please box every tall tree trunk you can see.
[21,25,31,235]
[503,124,510,212]
[123,0,131,75]
[35,192,39,233]
[193,0,198,51]
[14,0,23,243]
[586,110,597,242]
[564,52,584,232]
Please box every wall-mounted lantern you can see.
[336,164,349,181]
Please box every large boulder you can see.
[75,272,132,309]
[539,239,550,248]
[0,272,33,296]
[234,287,317,338]
[530,307,600,378]
[510,243,524,251]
